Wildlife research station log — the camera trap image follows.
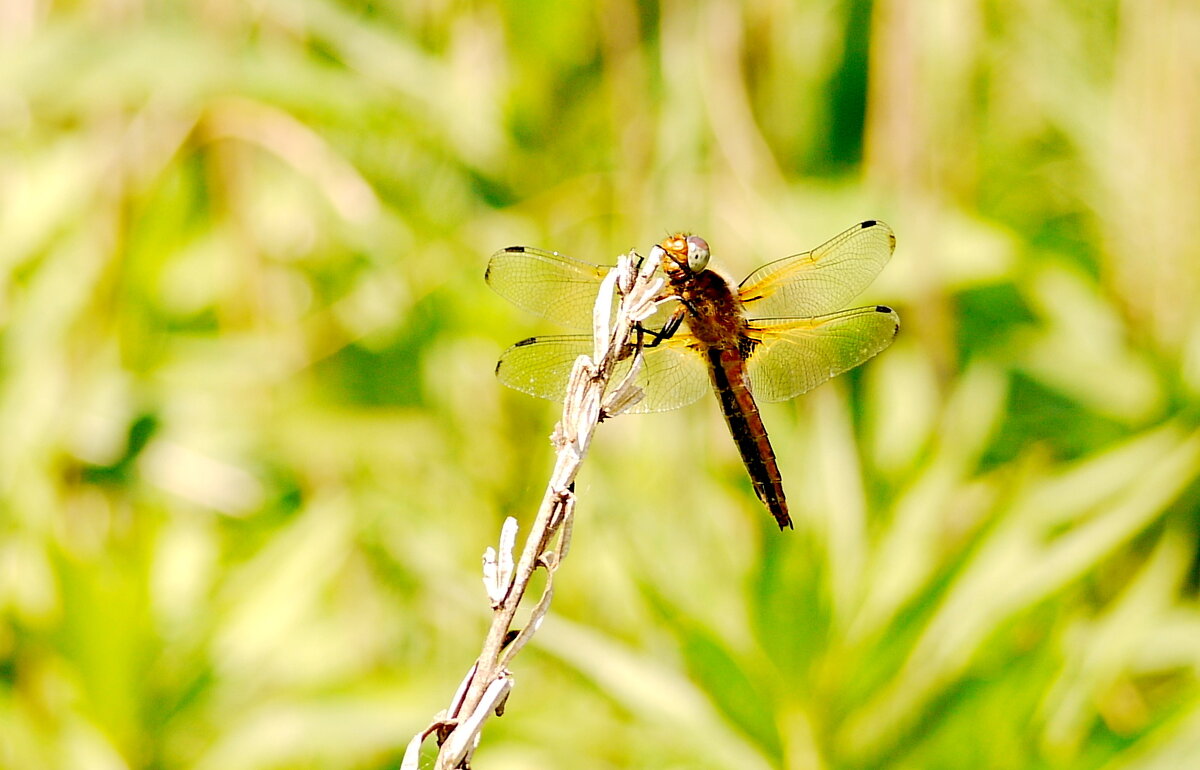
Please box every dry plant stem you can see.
[409,251,663,770]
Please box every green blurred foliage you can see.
[2,0,1200,768]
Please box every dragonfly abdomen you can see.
[705,346,793,530]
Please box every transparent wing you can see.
[495,334,711,413]
[739,220,896,319]
[745,306,900,402]
[486,245,681,332]
[485,246,612,330]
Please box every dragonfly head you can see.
[654,233,711,275]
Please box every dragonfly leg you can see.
[640,308,685,348]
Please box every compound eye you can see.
[686,235,710,271]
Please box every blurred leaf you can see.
[641,583,782,758]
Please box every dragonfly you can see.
[485,221,899,530]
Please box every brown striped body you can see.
[705,346,792,529]
[658,242,793,530]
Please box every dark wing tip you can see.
[490,245,529,258]
[485,246,523,281]
[876,305,901,335]
[496,336,539,375]
[862,220,898,252]
[873,305,901,336]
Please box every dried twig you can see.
[402,249,663,770]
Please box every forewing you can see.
[485,246,612,330]
[739,220,896,319]
[495,334,710,413]
[746,306,900,402]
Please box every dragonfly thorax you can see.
[674,269,750,348]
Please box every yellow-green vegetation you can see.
[3,1,1200,768]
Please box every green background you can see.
[3,1,1200,768]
